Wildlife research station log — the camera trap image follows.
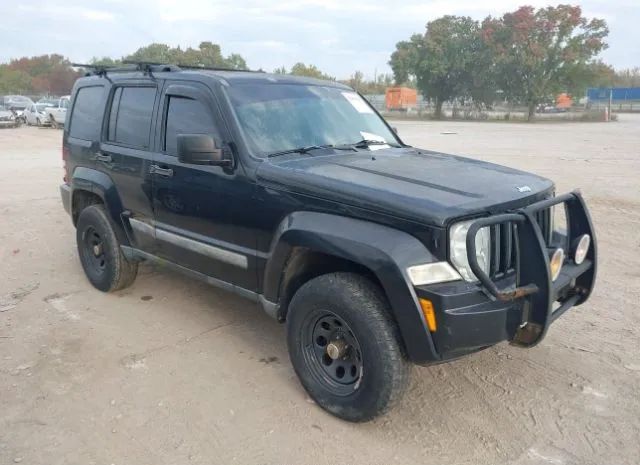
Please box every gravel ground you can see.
[1,117,639,465]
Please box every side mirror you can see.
[177,134,231,166]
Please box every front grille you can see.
[488,207,552,278]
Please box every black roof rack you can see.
[71,61,262,77]
[122,60,262,73]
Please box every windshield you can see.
[226,84,398,157]
[35,103,52,111]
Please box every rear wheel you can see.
[287,272,410,422]
[76,205,137,292]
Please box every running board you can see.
[120,245,280,319]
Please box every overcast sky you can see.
[1,0,638,79]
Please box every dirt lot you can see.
[1,118,639,465]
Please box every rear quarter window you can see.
[69,86,104,140]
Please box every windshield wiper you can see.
[267,144,334,158]
[267,144,355,158]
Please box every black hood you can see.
[256,147,554,227]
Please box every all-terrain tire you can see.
[76,204,138,292]
[287,272,410,422]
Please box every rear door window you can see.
[69,86,104,140]
[107,86,157,149]
[164,96,219,156]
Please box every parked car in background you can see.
[45,95,70,128]
[23,102,55,126]
[1,95,34,109]
[1,95,34,122]
[37,98,60,106]
[0,104,21,128]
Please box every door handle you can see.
[150,164,174,177]
[95,153,112,163]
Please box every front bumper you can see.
[416,191,596,360]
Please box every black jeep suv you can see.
[60,64,597,422]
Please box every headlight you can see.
[407,262,462,286]
[449,219,491,282]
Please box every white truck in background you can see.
[45,96,70,129]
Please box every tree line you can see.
[389,5,613,120]
[1,4,637,120]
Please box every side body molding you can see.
[262,211,440,363]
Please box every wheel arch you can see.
[262,211,440,363]
[70,167,130,245]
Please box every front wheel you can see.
[50,116,59,129]
[76,205,138,292]
[287,273,410,422]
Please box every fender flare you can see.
[70,167,129,245]
[263,211,440,363]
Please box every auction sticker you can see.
[342,92,374,113]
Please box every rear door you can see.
[100,81,161,253]
[149,82,257,291]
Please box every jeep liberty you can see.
[60,63,597,421]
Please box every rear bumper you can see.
[60,184,72,216]
[412,191,597,362]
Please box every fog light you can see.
[573,234,591,265]
[549,248,565,281]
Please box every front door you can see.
[150,82,257,291]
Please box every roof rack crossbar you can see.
[72,61,263,77]
[71,63,140,77]
[121,60,262,73]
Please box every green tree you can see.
[613,67,640,87]
[125,43,177,64]
[349,71,364,91]
[0,66,32,94]
[482,5,608,120]
[224,53,247,70]
[389,34,422,86]
[89,57,122,67]
[0,54,81,95]
[124,42,247,69]
[289,63,334,80]
[389,16,491,118]
[565,60,615,97]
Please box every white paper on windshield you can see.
[360,131,390,151]
[342,92,374,113]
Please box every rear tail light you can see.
[62,145,70,184]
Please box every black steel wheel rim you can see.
[82,226,106,274]
[302,310,363,396]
